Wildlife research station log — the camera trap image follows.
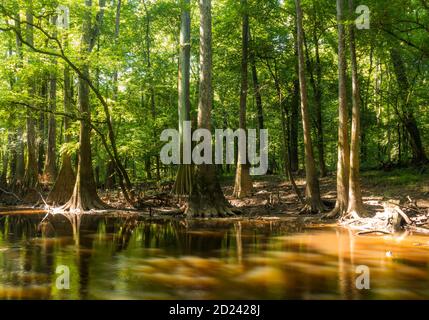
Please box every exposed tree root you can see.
[61,185,109,213]
[299,198,328,215]
[338,200,429,235]
[185,202,236,218]
[323,205,345,220]
[186,164,237,218]
[62,197,109,213]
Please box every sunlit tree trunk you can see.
[346,0,366,217]
[23,5,38,190]
[304,19,327,177]
[63,0,107,211]
[249,30,264,133]
[290,24,300,172]
[38,78,47,175]
[276,73,304,204]
[186,0,233,217]
[44,33,58,184]
[234,0,253,199]
[295,0,324,213]
[0,145,7,186]
[12,128,24,188]
[47,64,76,205]
[173,0,193,196]
[8,13,25,189]
[143,0,161,182]
[113,0,121,101]
[326,0,350,218]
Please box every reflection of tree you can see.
[38,213,140,299]
[0,214,309,299]
[0,214,42,240]
[136,219,303,259]
[0,214,53,299]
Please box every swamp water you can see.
[1,211,429,300]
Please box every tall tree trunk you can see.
[143,0,161,182]
[9,134,17,186]
[326,0,350,218]
[289,24,300,172]
[23,5,38,190]
[234,0,253,199]
[1,144,8,186]
[106,0,122,191]
[11,13,25,189]
[361,44,373,163]
[295,0,324,213]
[304,25,327,177]
[186,0,233,217]
[276,74,304,204]
[249,30,264,132]
[173,0,193,196]
[63,0,107,211]
[38,78,47,175]
[105,160,116,189]
[347,0,366,217]
[44,32,58,184]
[390,48,427,165]
[112,0,121,101]
[47,64,76,205]
[15,127,25,187]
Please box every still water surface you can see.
[1,212,429,300]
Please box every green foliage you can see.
[0,0,428,184]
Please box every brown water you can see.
[1,212,429,300]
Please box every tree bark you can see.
[143,0,161,182]
[44,52,58,184]
[63,0,107,211]
[249,30,264,132]
[326,0,350,218]
[295,0,325,213]
[234,0,253,199]
[304,25,327,177]
[173,0,193,196]
[11,13,25,189]
[38,78,47,175]
[346,0,366,217]
[0,146,7,186]
[47,64,76,205]
[186,0,233,217]
[15,127,25,187]
[23,4,39,190]
[290,25,300,172]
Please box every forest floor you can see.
[223,167,429,219]
[1,167,428,222]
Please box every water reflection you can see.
[0,213,429,299]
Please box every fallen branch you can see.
[405,225,429,235]
[356,230,392,235]
[393,206,413,225]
